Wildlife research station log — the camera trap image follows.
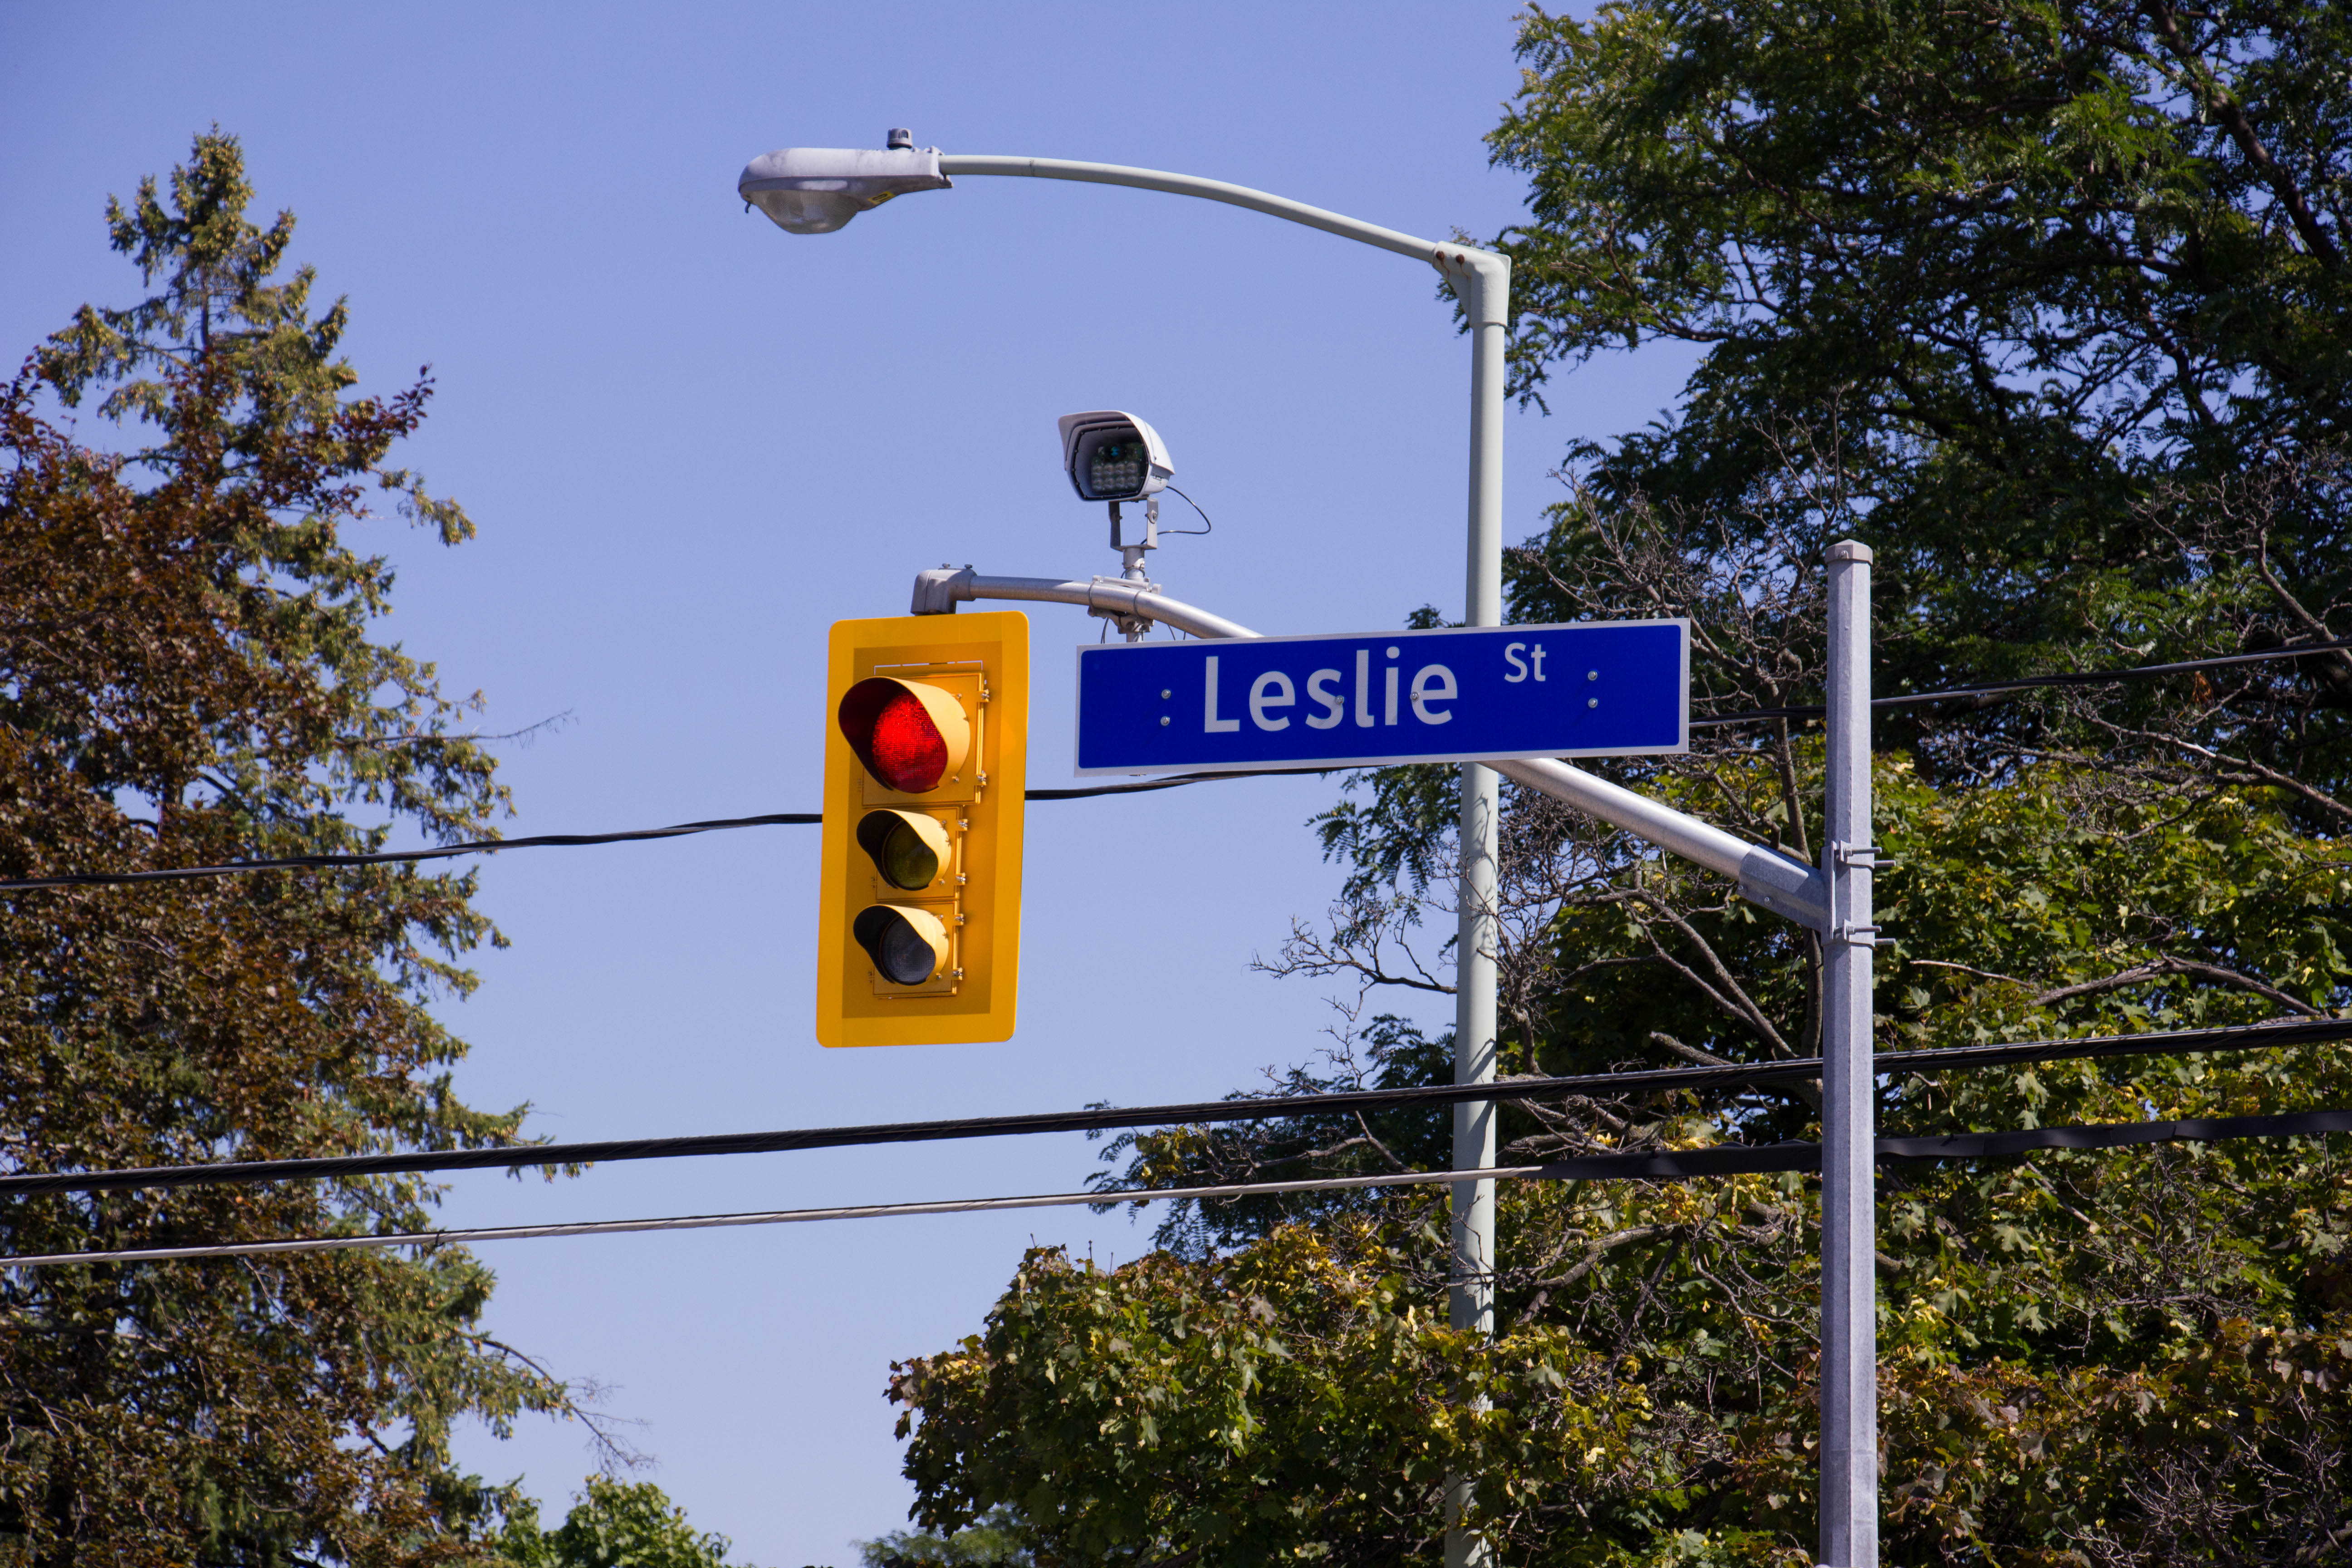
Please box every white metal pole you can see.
[1819,539,1877,1567]
[1445,241,1509,1568]
[1450,259,1508,1335]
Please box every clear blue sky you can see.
[0,5,1689,1562]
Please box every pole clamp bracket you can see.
[1825,841,1894,948]
[1087,575,1161,639]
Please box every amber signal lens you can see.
[855,810,949,891]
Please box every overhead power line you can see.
[10,1166,1502,1268]
[9,1105,2347,1270]
[5,1015,2345,1200]
[3,640,2342,891]
[0,811,823,892]
[0,769,1326,892]
[1691,635,2352,728]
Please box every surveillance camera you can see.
[1057,411,1172,504]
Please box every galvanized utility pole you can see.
[1448,238,1509,1568]
[1819,540,1877,1568]
[1452,258,1509,1315]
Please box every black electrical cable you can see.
[1690,636,2352,728]
[0,811,823,892]
[13,640,2346,890]
[0,769,1337,892]
[11,1106,2350,1270]
[1535,1107,2352,1179]
[5,1014,2345,1200]
[1159,483,1213,536]
[1024,764,1329,801]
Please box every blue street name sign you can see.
[1073,619,1687,776]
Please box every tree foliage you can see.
[858,1503,1031,1568]
[882,6,2352,1563]
[1488,0,2352,825]
[0,131,598,1563]
[498,1478,755,1568]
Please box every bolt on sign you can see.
[818,612,1028,1047]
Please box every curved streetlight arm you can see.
[936,155,1506,308]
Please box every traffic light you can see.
[816,612,1028,1047]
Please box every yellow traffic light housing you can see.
[817,612,1028,1047]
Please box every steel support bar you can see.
[929,162,1512,1450]
[1446,241,1510,1568]
[914,572,1831,933]
[1820,541,1878,1566]
[911,568,1258,641]
[1491,758,1828,930]
[1452,240,1507,1346]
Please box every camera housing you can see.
[1057,411,1173,504]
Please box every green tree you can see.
[879,7,2352,1559]
[1490,0,2352,734]
[499,1478,755,1568]
[902,744,2352,1563]
[858,1504,1031,1568]
[0,131,604,1562]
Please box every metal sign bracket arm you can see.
[910,566,1830,932]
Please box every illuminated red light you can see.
[867,693,947,792]
[840,679,954,793]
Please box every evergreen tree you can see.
[0,130,604,1562]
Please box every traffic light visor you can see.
[856,809,950,891]
[852,903,951,985]
[838,678,970,793]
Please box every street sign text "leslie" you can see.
[1074,620,1688,775]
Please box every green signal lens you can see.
[853,904,948,986]
[877,917,938,985]
[881,820,940,890]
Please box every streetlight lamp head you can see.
[737,137,951,235]
[1058,410,1173,503]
